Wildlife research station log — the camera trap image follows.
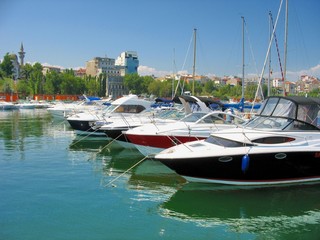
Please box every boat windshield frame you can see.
[249,96,320,130]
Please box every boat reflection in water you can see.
[159,182,320,238]
[69,136,148,184]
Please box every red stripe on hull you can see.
[125,134,205,148]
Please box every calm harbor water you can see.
[1,109,320,240]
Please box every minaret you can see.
[18,42,25,66]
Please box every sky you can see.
[1,0,320,81]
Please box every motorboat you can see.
[47,98,109,119]
[0,101,18,110]
[124,110,247,156]
[88,95,220,140]
[66,95,153,134]
[95,108,186,142]
[154,96,320,185]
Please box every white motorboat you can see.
[66,95,153,135]
[47,99,109,119]
[154,96,320,186]
[0,101,18,110]
[124,110,247,156]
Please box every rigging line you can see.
[87,132,126,161]
[68,127,105,148]
[104,156,149,187]
[181,31,194,72]
[270,12,285,82]
[244,21,259,76]
[252,0,284,113]
[244,19,264,101]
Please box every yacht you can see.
[154,96,320,185]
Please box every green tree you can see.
[203,80,216,95]
[124,73,141,94]
[60,72,86,95]
[2,78,14,93]
[17,79,31,98]
[44,70,62,94]
[308,88,320,97]
[28,63,43,95]
[20,63,33,80]
[0,53,14,78]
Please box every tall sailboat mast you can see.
[268,12,272,97]
[192,28,197,95]
[241,16,245,99]
[283,0,288,96]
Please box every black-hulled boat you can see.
[154,96,320,185]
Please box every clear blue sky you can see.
[1,0,319,81]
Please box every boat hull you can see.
[156,151,320,185]
[67,119,98,132]
[125,134,206,149]
[103,128,136,142]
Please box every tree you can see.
[2,78,13,93]
[44,71,62,94]
[123,73,142,94]
[17,79,31,98]
[203,80,216,95]
[28,63,43,95]
[20,63,33,80]
[0,53,14,78]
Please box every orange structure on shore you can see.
[0,93,81,102]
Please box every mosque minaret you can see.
[18,42,25,66]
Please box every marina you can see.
[1,108,320,239]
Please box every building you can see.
[285,81,296,95]
[85,51,139,98]
[106,76,127,98]
[75,68,86,78]
[115,51,139,76]
[85,57,120,77]
[42,65,61,75]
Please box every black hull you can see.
[103,126,137,142]
[156,152,320,184]
[67,119,101,132]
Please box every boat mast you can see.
[192,28,197,95]
[283,0,288,96]
[241,16,245,99]
[172,48,176,99]
[268,12,272,97]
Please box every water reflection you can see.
[0,109,54,156]
[69,136,320,239]
[159,182,320,238]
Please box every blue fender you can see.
[241,154,250,173]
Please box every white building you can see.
[115,51,139,76]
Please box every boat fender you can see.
[241,154,250,173]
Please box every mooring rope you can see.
[104,155,149,187]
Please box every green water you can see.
[1,109,320,240]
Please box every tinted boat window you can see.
[252,136,295,144]
[205,136,253,147]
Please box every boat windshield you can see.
[111,104,146,113]
[256,96,320,129]
[155,109,187,120]
[245,116,320,131]
[179,112,207,122]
